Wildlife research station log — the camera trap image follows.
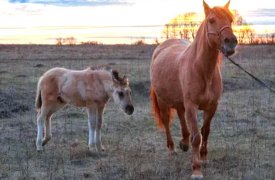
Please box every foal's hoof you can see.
[36,146,43,152]
[191,174,203,180]
[100,145,106,152]
[88,145,98,152]
[42,137,51,146]
[179,141,189,152]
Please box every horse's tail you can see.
[150,86,174,129]
[35,78,42,110]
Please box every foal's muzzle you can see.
[125,105,134,115]
[222,36,238,57]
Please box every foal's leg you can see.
[42,103,64,147]
[184,101,203,179]
[200,104,218,162]
[42,113,53,146]
[36,108,48,151]
[87,107,98,151]
[176,106,190,152]
[95,106,105,151]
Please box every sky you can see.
[1,0,275,44]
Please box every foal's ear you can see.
[203,0,211,16]
[112,70,120,83]
[123,75,129,86]
[224,0,230,9]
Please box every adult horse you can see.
[35,66,134,152]
[150,0,237,179]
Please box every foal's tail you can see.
[35,78,42,110]
[150,86,174,129]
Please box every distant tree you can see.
[154,38,160,45]
[161,10,266,45]
[235,24,255,44]
[56,38,63,45]
[133,39,146,45]
[66,37,77,46]
[162,12,200,41]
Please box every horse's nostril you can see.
[224,38,229,43]
[125,105,134,115]
[234,38,238,44]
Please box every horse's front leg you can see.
[185,101,203,179]
[87,108,97,151]
[200,103,218,162]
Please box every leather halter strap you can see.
[206,24,232,49]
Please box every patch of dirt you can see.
[0,91,30,118]
[34,64,44,67]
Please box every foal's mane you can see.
[89,65,127,86]
[90,65,112,72]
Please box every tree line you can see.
[161,11,275,45]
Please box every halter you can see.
[206,22,232,50]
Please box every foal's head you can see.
[111,70,134,115]
[203,0,238,56]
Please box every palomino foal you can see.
[150,0,237,179]
[35,66,134,151]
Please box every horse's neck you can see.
[190,21,221,80]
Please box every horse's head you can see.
[111,70,134,115]
[203,0,238,56]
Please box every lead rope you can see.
[225,56,275,93]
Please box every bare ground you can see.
[0,44,274,180]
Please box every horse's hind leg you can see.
[176,106,190,152]
[158,99,175,153]
[200,104,217,162]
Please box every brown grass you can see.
[0,44,274,179]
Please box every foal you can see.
[35,66,134,151]
[150,0,237,179]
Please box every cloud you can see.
[245,8,275,25]
[9,0,133,7]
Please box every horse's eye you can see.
[209,18,215,24]
[118,91,124,98]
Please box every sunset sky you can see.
[1,0,275,44]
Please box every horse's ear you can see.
[224,0,230,9]
[203,0,211,16]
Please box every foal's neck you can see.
[191,21,221,81]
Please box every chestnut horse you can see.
[150,0,237,179]
[35,66,134,152]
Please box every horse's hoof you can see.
[168,149,177,156]
[191,174,203,180]
[201,159,209,165]
[179,141,189,152]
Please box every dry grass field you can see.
[0,44,274,180]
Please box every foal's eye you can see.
[209,18,216,24]
[118,91,124,98]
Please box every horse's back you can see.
[150,39,190,106]
[152,39,190,61]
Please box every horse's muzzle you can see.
[125,105,134,115]
[222,36,238,57]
